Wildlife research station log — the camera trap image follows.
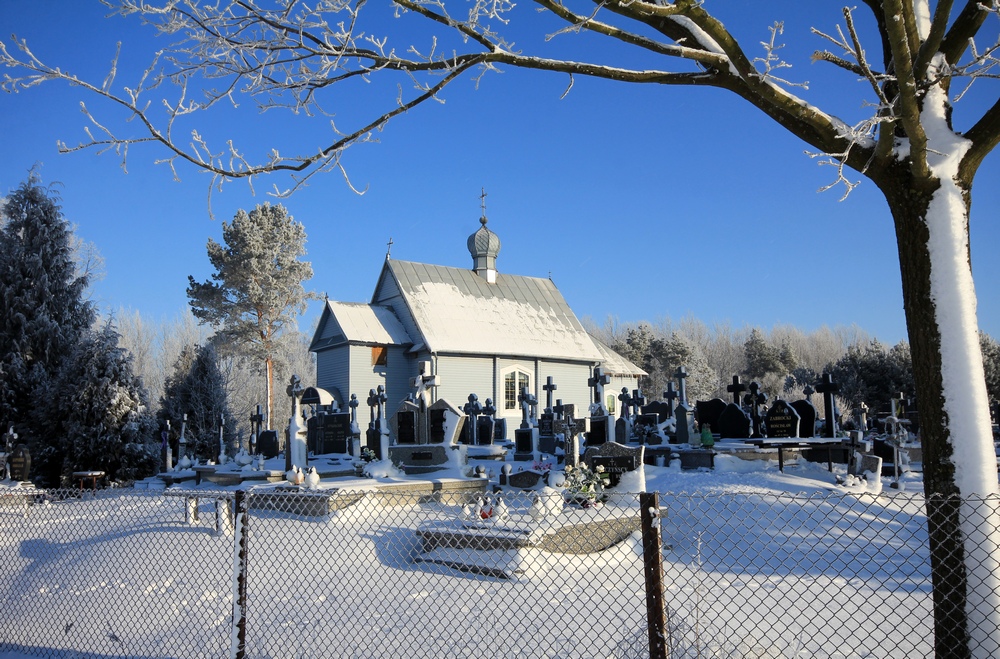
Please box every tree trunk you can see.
[265,356,273,431]
[881,166,1000,658]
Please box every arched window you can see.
[502,367,532,411]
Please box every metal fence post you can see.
[229,489,249,659]
[640,491,668,659]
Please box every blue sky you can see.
[2,1,998,345]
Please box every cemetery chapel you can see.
[308,207,644,439]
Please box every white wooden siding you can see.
[538,361,592,413]
[436,354,495,406]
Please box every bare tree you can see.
[4,2,1000,653]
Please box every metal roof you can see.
[379,260,603,361]
[312,301,413,348]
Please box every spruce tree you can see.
[158,343,233,462]
[0,175,95,474]
[32,321,156,486]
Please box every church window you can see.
[607,393,616,414]
[503,369,531,410]
[372,345,388,366]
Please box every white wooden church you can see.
[308,211,644,438]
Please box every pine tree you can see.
[187,203,315,429]
[743,329,785,380]
[158,343,233,462]
[0,175,95,474]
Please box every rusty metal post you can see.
[640,491,668,659]
[229,489,249,659]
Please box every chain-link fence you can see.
[1,486,998,658]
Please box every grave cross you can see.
[366,388,379,430]
[464,394,483,445]
[348,394,359,427]
[286,374,304,415]
[483,398,497,418]
[618,387,632,420]
[858,402,869,431]
[553,399,565,419]
[517,386,534,429]
[727,375,747,406]
[674,366,689,406]
[377,385,388,423]
[631,389,646,418]
[542,376,558,412]
[746,382,768,438]
[802,384,815,403]
[663,382,679,418]
[815,373,840,438]
[410,362,440,412]
[178,413,188,459]
[588,366,612,411]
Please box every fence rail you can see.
[0,486,997,658]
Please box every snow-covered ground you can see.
[0,452,950,658]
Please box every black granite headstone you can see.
[790,400,818,438]
[615,417,629,444]
[765,400,801,438]
[641,401,673,424]
[716,403,751,439]
[696,398,727,433]
[586,416,609,447]
[514,428,534,458]
[257,431,280,459]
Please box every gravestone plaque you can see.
[582,442,644,488]
[493,417,507,442]
[790,400,818,438]
[396,409,417,444]
[615,417,629,444]
[765,400,801,438]
[430,409,447,443]
[538,413,554,437]
[314,413,351,454]
[387,444,450,474]
[9,445,30,481]
[514,428,534,461]
[696,399,727,433]
[476,416,495,446]
[586,416,609,447]
[716,403,751,439]
[257,431,280,459]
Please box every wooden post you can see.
[640,492,668,659]
[229,490,249,659]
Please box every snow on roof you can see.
[384,260,603,361]
[314,300,412,348]
[589,333,647,377]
